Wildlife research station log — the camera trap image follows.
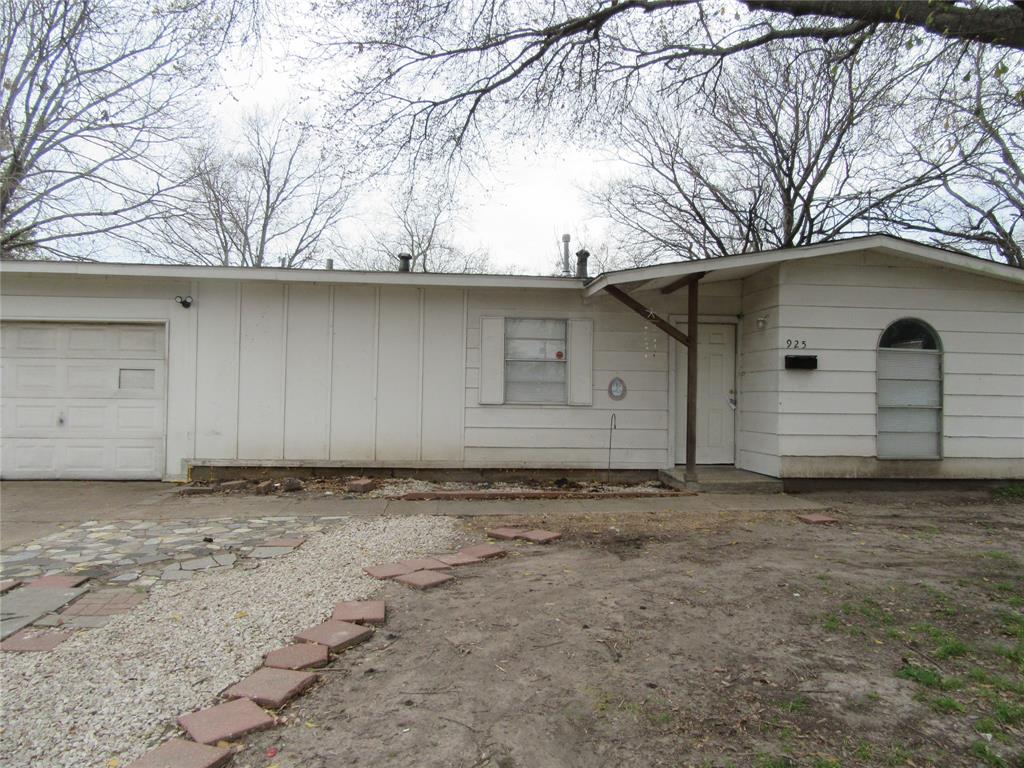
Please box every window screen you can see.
[505,319,567,403]
[877,319,942,459]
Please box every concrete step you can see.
[659,467,783,494]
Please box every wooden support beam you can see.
[660,270,706,295]
[685,276,701,482]
[604,284,690,347]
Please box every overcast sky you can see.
[211,22,618,275]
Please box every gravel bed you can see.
[0,515,456,767]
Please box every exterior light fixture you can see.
[175,295,193,308]
[755,315,769,330]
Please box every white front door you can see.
[674,322,736,464]
[1,322,167,479]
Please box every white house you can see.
[1,235,1021,482]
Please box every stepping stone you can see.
[161,566,192,581]
[518,529,562,544]
[393,570,453,590]
[397,558,451,571]
[363,562,419,580]
[0,586,87,640]
[332,600,386,625]
[212,554,237,567]
[181,557,218,571]
[248,546,293,559]
[110,572,140,583]
[485,527,525,541]
[436,553,484,566]
[177,698,275,745]
[0,579,21,593]
[126,741,231,768]
[294,620,373,651]
[264,642,329,670]
[459,544,505,560]
[224,667,318,708]
[26,573,89,589]
[62,615,111,629]
[797,513,840,525]
[262,537,304,548]
[0,629,71,652]
[126,738,232,768]
[33,613,63,627]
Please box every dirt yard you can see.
[235,489,1023,768]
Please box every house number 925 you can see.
[786,339,807,349]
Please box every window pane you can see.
[878,431,940,459]
[877,350,940,380]
[505,318,566,341]
[506,339,566,360]
[878,379,940,408]
[880,319,940,350]
[506,381,566,403]
[505,361,566,403]
[878,407,940,433]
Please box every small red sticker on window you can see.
[555,350,564,359]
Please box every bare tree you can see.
[595,38,946,262]
[897,46,1023,266]
[341,183,491,273]
[315,0,1023,164]
[0,0,254,259]
[140,110,349,268]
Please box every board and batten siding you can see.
[194,282,467,466]
[774,251,1024,478]
[463,283,741,469]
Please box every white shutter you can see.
[479,316,505,404]
[567,319,593,406]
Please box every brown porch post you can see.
[685,276,700,483]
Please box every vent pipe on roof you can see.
[575,249,590,279]
[397,253,412,272]
[561,234,571,276]
[325,258,334,270]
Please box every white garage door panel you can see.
[0,322,166,479]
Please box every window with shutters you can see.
[504,318,567,403]
[876,318,942,459]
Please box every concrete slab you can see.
[518,529,562,544]
[126,738,232,768]
[224,667,318,708]
[0,629,71,651]
[436,553,484,566]
[485,527,525,540]
[363,562,419,579]
[177,698,275,744]
[0,586,87,639]
[396,558,451,571]
[26,574,89,589]
[294,620,373,651]
[248,546,293,559]
[458,544,505,560]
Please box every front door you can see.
[674,322,736,464]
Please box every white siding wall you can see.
[736,265,781,476]
[774,252,1024,477]
[463,282,740,469]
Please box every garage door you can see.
[1,322,167,479]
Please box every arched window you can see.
[877,319,942,459]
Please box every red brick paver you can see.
[225,667,318,708]
[363,562,419,580]
[177,698,275,745]
[518,529,562,544]
[393,570,453,590]
[264,642,329,670]
[126,738,231,768]
[0,630,72,652]
[436,553,484,566]
[0,578,21,594]
[797,514,840,525]
[294,620,373,651]
[485,527,525,540]
[397,558,451,571]
[332,600,386,625]
[459,544,505,560]
[26,574,89,589]
[262,537,305,548]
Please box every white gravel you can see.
[0,515,456,767]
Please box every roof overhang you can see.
[583,235,1024,297]
[0,260,584,290]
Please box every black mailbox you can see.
[785,355,818,370]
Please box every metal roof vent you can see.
[397,253,412,272]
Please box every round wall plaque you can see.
[608,377,627,401]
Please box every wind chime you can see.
[642,320,659,359]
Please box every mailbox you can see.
[785,355,818,370]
